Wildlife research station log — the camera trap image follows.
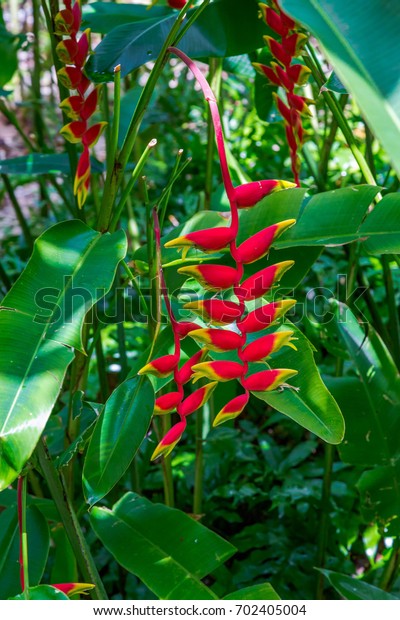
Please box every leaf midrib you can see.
[92,508,218,599]
[0,231,102,438]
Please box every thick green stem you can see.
[305,46,376,187]
[1,174,33,249]
[109,139,157,233]
[315,443,335,599]
[161,415,175,508]
[193,407,204,515]
[32,0,45,149]
[36,440,108,600]
[380,539,400,591]
[0,100,37,151]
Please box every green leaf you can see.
[329,302,400,464]
[83,377,154,506]
[321,72,348,94]
[359,193,400,255]
[254,322,345,444]
[90,492,236,600]
[86,0,266,82]
[224,583,281,600]
[329,301,400,531]
[0,153,103,176]
[82,2,171,34]
[0,22,23,88]
[319,569,398,600]
[0,488,59,522]
[0,505,49,599]
[10,585,69,600]
[280,0,400,177]
[0,220,127,491]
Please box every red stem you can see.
[168,47,236,206]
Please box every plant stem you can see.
[193,407,204,515]
[304,45,376,187]
[0,100,37,151]
[159,149,183,229]
[315,442,335,599]
[382,256,400,368]
[32,0,45,150]
[109,139,157,233]
[36,440,108,600]
[17,476,29,598]
[380,538,400,591]
[1,174,33,250]
[121,260,149,315]
[161,415,175,508]
[95,326,108,402]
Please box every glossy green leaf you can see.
[280,0,400,177]
[10,585,69,600]
[90,492,236,599]
[0,505,50,599]
[0,21,24,88]
[50,524,78,586]
[224,583,281,600]
[82,2,171,33]
[0,153,103,176]
[319,569,398,600]
[321,72,348,94]
[0,488,59,522]
[86,0,266,81]
[83,377,154,506]
[359,193,400,255]
[0,220,127,491]
[255,322,344,444]
[329,301,400,531]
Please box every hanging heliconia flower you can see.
[255,1,312,186]
[55,0,107,207]
[139,47,299,461]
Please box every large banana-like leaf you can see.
[90,492,236,599]
[281,0,400,177]
[0,220,127,491]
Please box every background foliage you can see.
[0,0,400,602]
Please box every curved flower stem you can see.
[97,0,210,231]
[168,47,236,205]
[17,476,29,598]
[204,58,223,210]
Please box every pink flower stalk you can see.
[140,47,298,460]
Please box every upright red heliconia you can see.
[140,46,299,461]
[55,1,107,208]
[255,2,312,186]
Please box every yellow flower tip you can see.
[187,328,212,344]
[150,438,178,461]
[137,363,151,376]
[177,266,199,279]
[275,180,297,191]
[164,236,192,249]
